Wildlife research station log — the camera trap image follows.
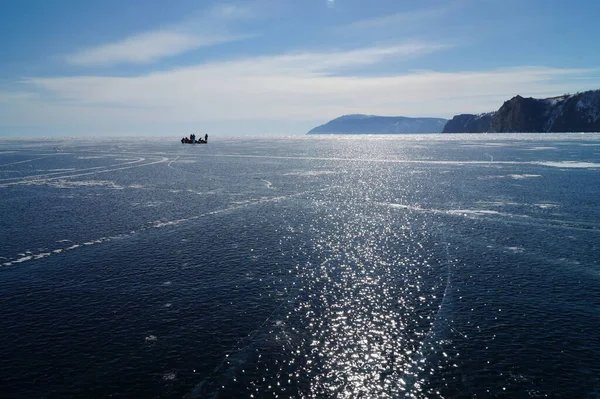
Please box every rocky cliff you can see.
[547,90,600,132]
[443,90,600,133]
[442,113,495,133]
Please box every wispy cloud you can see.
[5,44,599,134]
[348,2,462,31]
[66,31,251,66]
[235,42,452,74]
[65,4,256,66]
[336,0,475,50]
[25,42,453,110]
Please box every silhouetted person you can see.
[205,134,208,143]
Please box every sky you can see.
[1,0,600,137]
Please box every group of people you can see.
[181,133,208,144]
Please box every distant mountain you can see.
[443,90,600,133]
[308,90,600,135]
[307,114,448,134]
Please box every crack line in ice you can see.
[377,202,600,232]
[532,161,600,168]
[0,155,56,167]
[260,179,274,189]
[1,186,335,268]
[0,157,146,182]
[0,157,166,187]
[167,156,180,170]
[198,153,600,168]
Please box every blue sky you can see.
[1,0,600,136]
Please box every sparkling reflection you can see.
[290,201,450,398]
[194,160,456,398]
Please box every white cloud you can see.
[66,31,250,66]
[65,3,256,66]
[348,2,461,31]
[24,42,452,112]
[4,44,600,134]
[0,91,39,102]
